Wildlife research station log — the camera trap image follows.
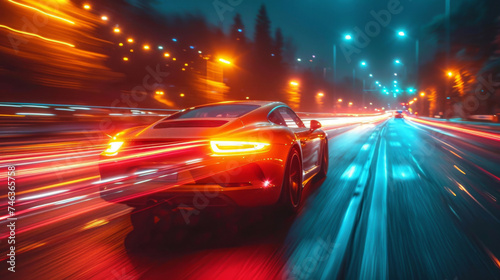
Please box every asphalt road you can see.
[1,117,499,280]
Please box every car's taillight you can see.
[101,141,124,156]
[210,141,270,155]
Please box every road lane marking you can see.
[360,136,388,280]
[340,164,360,180]
[392,165,416,180]
[320,126,382,280]
[389,141,401,147]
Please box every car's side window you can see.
[268,109,287,126]
[279,107,305,128]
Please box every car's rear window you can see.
[166,104,260,119]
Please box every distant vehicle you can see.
[98,101,329,227]
[395,110,404,118]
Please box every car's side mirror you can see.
[310,120,322,130]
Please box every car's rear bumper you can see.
[99,182,280,208]
[98,147,288,207]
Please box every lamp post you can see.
[397,30,419,84]
[333,34,353,108]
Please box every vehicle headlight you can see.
[210,141,270,155]
[101,141,124,156]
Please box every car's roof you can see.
[200,100,285,107]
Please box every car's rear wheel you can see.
[279,148,302,213]
[124,207,155,252]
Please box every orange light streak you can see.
[408,117,500,141]
[8,0,75,25]
[0,24,75,47]
[453,165,466,175]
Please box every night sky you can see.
[138,0,463,85]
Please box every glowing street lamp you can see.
[83,4,91,10]
[369,74,373,77]
[143,45,150,50]
[420,92,425,97]
[338,99,343,102]
[395,59,401,64]
[127,38,134,43]
[447,71,453,77]
[398,31,405,37]
[218,58,231,65]
[290,81,299,86]
[113,27,120,33]
[360,61,367,66]
[317,92,324,97]
[101,16,108,21]
[122,57,128,61]
[345,34,352,40]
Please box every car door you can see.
[277,107,321,178]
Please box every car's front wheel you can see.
[317,139,329,179]
[279,147,302,213]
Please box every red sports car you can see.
[98,101,328,226]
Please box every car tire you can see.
[124,207,155,252]
[317,139,329,179]
[279,147,303,214]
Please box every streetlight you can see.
[396,30,420,84]
[113,27,120,33]
[420,92,425,97]
[361,61,367,66]
[290,81,299,86]
[395,59,401,64]
[334,34,354,99]
[218,58,231,65]
[83,4,91,10]
[447,71,453,77]
[369,74,373,77]
[317,92,324,97]
[127,38,133,43]
[101,16,108,21]
[338,99,343,102]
